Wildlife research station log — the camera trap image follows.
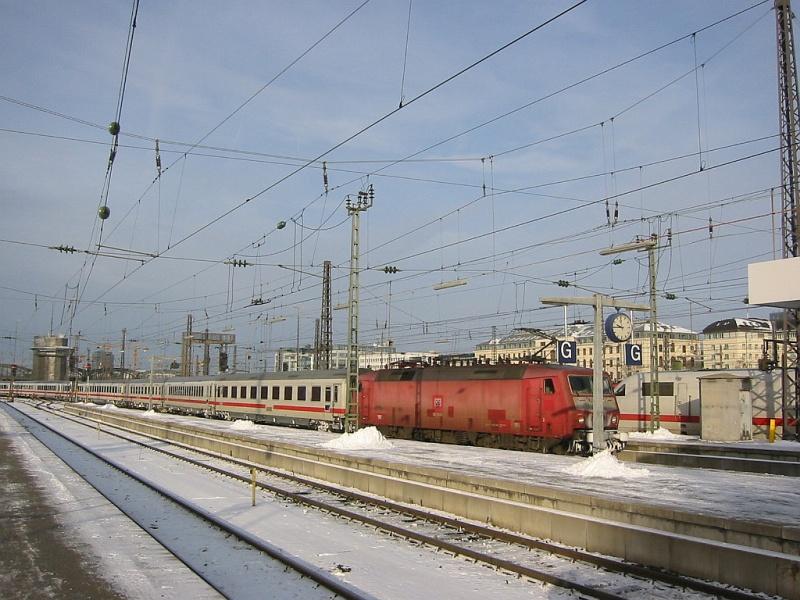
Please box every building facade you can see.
[275,344,440,372]
[700,318,772,369]
[474,322,699,382]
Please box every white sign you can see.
[557,340,577,364]
[625,343,642,366]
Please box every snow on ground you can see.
[99,403,121,411]
[564,449,651,479]
[320,426,394,450]
[12,404,568,600]
[628,427,689,441]
[0,408,223,599]
[231,419,257,431]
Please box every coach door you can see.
[527,378,545,433]
[414,377,423,429]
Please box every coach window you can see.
[222,386,228,398]
[325,386,331,403]
[297,386,306,401]
[311,386,321,402]
[250,386,257,400]
[231,386,238,399]
[544,379,555,394]
[272,386,280,400]
[240,386,247,399]
[260,386,268,400]
[284,386,293,401]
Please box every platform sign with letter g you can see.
[557,340,577,364]
[625,343,642,366]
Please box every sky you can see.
[0,0,787,368]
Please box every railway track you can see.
[16,400,775,600]
[2,401,370,600]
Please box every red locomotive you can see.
[360,363,625,454]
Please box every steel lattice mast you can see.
[775,0,800,438]
[321,260,333,370]
[345,186,373,433]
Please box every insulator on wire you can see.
[667,228,673,245]
[708,217,714,238]
[605,200,610,225]
[155,139,162,176]
[613,201,619,224]
[322,161,329,193]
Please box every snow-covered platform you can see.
[623,428,800,475]
[43,402,800,596]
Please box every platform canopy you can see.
[748,257,800,309]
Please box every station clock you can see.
[604,312,632,343]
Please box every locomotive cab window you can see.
[568,375,612,395]
[544,379,555,394]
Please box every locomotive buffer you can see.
[541,294,650,453]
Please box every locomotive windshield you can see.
[568,375,616,409]
[568,375,612,396]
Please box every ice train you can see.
[2,363,625,454]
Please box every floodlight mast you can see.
[600,236,660,431]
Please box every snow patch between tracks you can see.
[564,449,650,479]
[320,426,394,450]
[628,427,687,440]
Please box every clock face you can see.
[605,313,632,342]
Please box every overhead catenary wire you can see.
[20,1,774,351]
[68,0,140,334]
[72,1,591,320]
